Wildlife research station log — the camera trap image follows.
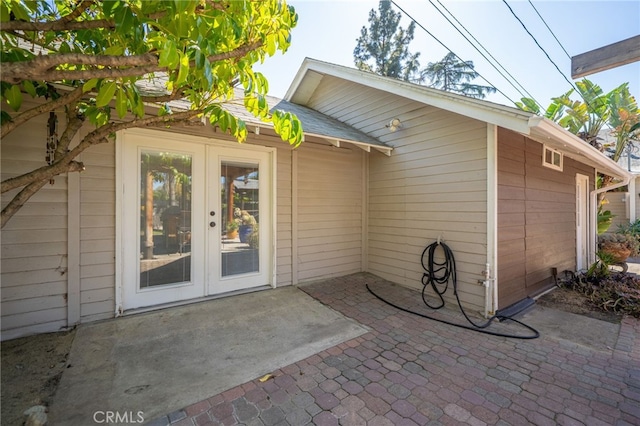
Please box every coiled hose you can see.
[367,240,539,339]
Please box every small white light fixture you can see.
[386,118,402,132]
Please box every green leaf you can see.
[8,1,31,21]
[158,40,179,69]
[175,52,189,86]
[265,34,277,56]
[104,45,125,56]
[1,110,13,126]
[102,0,119,17]
[83,78,99,93]
[114,6,135,34]
[3,85,22,111]
[95,81,117,107]
[22,80,36,97]
[115,87,127,119]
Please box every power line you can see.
[389,0,518,105]
[429,0,544,109]
[501,0,577,92]
[502,0,613,131]
[527,0,572,60]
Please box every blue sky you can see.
[256,0,640,108]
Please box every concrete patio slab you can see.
[48,286,369,425]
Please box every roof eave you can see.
[528,116,631,181]
[239,118,393,156]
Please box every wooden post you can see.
[571,35,640,79]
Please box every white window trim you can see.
[543,145,563,171]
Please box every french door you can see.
[120,130,274,310]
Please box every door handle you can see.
[209,221,216,228]
[210,211,215,216]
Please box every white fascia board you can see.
[288,59,533,135]
[528,116,631,181]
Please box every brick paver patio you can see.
[149,273,640,425]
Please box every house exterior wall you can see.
[1,109,70,339]
[602,192,629,233]
[497,128,595,308]
[1,114,365,339]
[304,76,490,312]
[367,112,489,311]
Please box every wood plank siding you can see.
[497,128,594,307]
[1,106,69,339]
[306,76,490,312]
[1,109,366,338]
[296,145,364,281]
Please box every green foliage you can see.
[586,250,616,279]
[353,2,494,99]
[0,0,303,146]
[597,208,614,235]
[353,0,421,81]
[0,0,305,227]
[419,52,496,99]
[516,79,639,161]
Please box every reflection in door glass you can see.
[139,150,192,288]
[221,161,259,277]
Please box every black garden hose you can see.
[366,240,540,339]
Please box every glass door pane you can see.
[139,150,192,288]
[220,161,259,277]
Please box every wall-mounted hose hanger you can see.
[367,240,540,339]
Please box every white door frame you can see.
[116,128,276,312]
[208,146,275,295]
[576,173,589,271]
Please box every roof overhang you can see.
[286,58,533,135]
[528,116,631,181]
[287,58,632,181]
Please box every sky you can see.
[255,0,640,109]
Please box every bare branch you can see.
[1,109,202,194]
[1,53,159,82]
[56,112,85,156]
[60,1,95,24]
[205,1,229,11]
[1,17,114,32]
[1,160,85,195]
[1,180,49,228]
[1,85,85,137]
[1,41,263,83]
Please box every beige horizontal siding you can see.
[79,140,116,323]
[305,78,489,312]
[602,192,629,233]
[1,105,70,339]
[296,145,364,282]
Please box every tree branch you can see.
[1,53,159,83]
[1,17,114,32]
[1,85,85,137]
[1,109,202,194]
[60,0,95,24]
[56,111,85,156]
[1,41,263,83]
[1,180,49,228]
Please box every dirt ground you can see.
[1,329,75,426]
[536,286,625,323]
[0,286,625,425]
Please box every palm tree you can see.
[516,80,639,161]
[419,52,496,99]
